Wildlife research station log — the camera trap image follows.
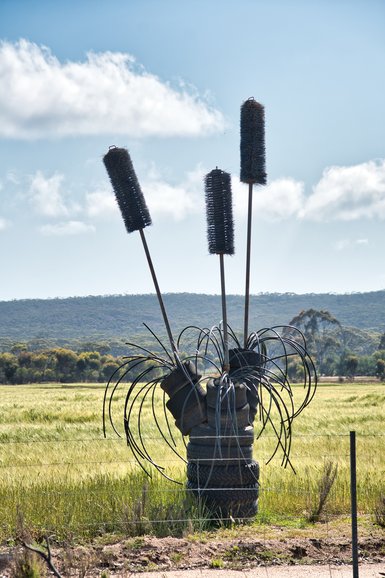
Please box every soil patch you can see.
[1,524,384,576]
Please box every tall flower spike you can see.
[103,146,178,362]
[240,98,267,346]
[204,168,234,256]
[205,167,234,372]
[103,146,152,234]
[240,98,266,185]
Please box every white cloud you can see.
[11,157,385,230]
[85,189,118,218]
[0,39,224,139]
[145,181,196,220]
[39,220,95,236]
[87,165,205,222]
[143,165,205,220]
[335,238,369,251]
[29,171,70,217]
[233,177,305,221]
[301,159,385,221]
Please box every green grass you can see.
[0,382,384,542]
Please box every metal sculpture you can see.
[103,323,316,518]
[102,99,317,521]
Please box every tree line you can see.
[1,309,385,384]
[1,343,384,385]
[0,348,123,385]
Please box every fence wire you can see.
[0,432,383,541]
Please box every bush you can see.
[374,494,385,527]
[11,550,46,578]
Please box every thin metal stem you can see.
[139,228,178,362]
[244,182,253,348]
[219,252,229,372]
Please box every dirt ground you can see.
[1,524,384,577]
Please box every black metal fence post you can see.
[350,430,359,578]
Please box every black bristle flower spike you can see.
[240,98,267,185]
[205,168,234,256]
[103,146,152,234]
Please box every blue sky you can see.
[1,0,385,301]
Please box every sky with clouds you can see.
[1,0,385,302]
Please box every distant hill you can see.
[1,291,385,343]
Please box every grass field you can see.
[0,381,384,542]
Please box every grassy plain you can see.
[0,381,384,542]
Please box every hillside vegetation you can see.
[1,292,385,381]
[1,291,385,342]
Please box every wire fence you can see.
[0,432,384,545]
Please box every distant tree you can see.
[76,351,101,380]
[286,309,343,375]
[376,359,385,381]
[357,354,376,377]
[287,359,304,382]
[76,354,87,376]
[54,348,78,382]
[10,342,28,355]
[345,355,359,380]
[378,332,385,351]
[18,351,33,368]
[33,352,57,375]
[15,366,30,384]
[86,352,101,369]
[341,326,379,357]
[0,353,19,384]
[322,353,340,376]
[372,349,385,375]
[101,360,121,381]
